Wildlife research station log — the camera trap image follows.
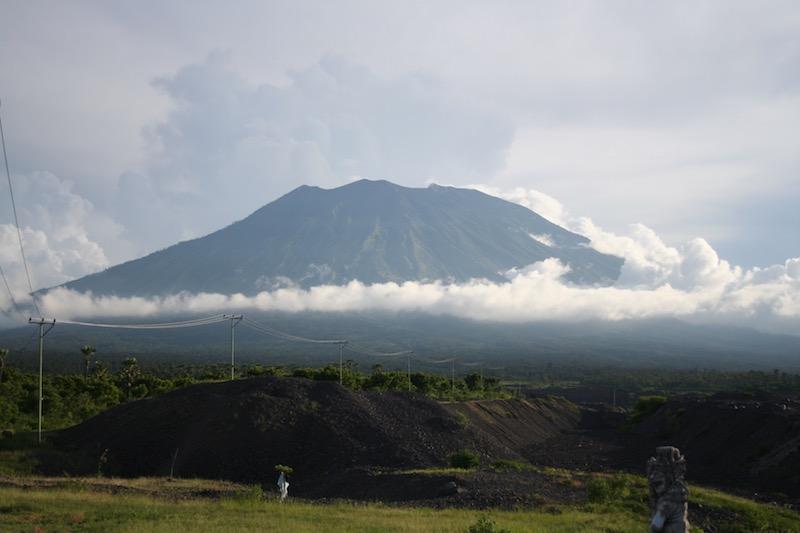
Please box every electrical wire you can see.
[0,262,20,313]
[58,314,228,329]
[344,344,412,358]
[0,99,39,315]
[412,355,456,364]
[242,318,346,344]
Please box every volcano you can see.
[58,179,622,296]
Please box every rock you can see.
[437,481,460,496]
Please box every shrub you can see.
[466,515,510,533]
[586,474,629,503]
[455,411,470,429]
[274,464,294,475]
[449,449,479,469]
[491,459,533,472]
[629,395,667,424]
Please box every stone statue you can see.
[646,446,690,532]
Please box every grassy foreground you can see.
[0,486,644,533]
[0,489,646,532]
[1,476,799,533]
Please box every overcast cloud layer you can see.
[0,1,798,333]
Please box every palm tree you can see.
[119,357,140,399]
[81,345,96,378]
[0,348,8,383]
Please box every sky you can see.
[0,1,799,329]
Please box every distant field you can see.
[0,476,798,533]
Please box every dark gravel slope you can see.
[55,377,522,483]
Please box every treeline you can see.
[555,366,800,396]
[0,358,506,433]
[248,361,505,400]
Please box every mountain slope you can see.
[61,179,623,296]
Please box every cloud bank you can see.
[34,255,800,335]
[24,184,800,336]
[1,174,797,336]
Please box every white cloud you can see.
[2,172,797,336]
[528,233,555,247]
[0,180,787,335]
[2,2,799,269]
[34,254,800,334]
[109,54,514,253]
[0,171,115,311]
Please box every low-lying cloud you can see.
[32,251,800,336]
[3,184,799,336]
[32,254,800,334]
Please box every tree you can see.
[81,345,97,378]
[0,348,8,383]
[92,361,110,380]
[464,372,483,392]
[118,357,141,400]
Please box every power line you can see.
[58,314,229,329]
[344,344,412,358]
[0,262,20,313]
[240,317,348,384]
[0,99,39,315]
[412,356,456,364]
[241,318,345,344]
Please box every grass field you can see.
[0,485,644,532]
[0,476,798,533]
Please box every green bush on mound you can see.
[466,515,511,533]
[629,395,667,424]
[491,459,533,472]
[449,449,480,469]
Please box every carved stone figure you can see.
[646,446,690,532]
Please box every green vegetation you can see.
[0,359,507,434]
[628,395,667,424]
[586,473,634,504]
[0,362,194,433]
[0,483,646,532]
[466,515,511,533]
[691,485,800,533]
[448,449,480,469]
[280,361,507,401]
[0,474,797,532]
[533,365,800,401]
[490,459,535,472]
[274,464,294,475]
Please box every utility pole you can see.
[407,352,412,393]
[451,359,455,402]
[223,314,243,380]
[338,341,348,385]
[28,317,56,444]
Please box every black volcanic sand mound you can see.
[632,393,800,496]
[523,392,800,503]
[55,376,520,486]
[444,397,580,451]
